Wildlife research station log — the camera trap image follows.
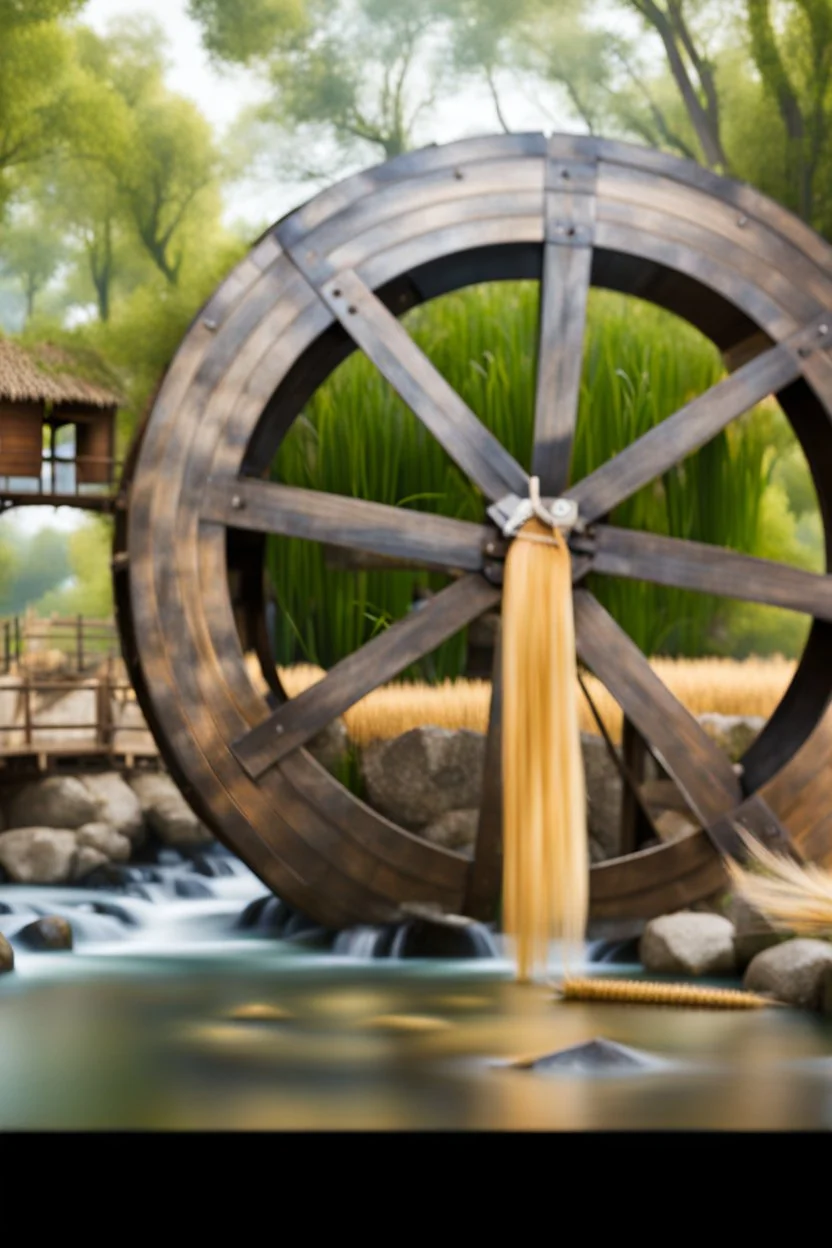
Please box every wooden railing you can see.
[0,451,123,512]
[0,615,157,766]
[0,613,119,676]
[0,676,127,749]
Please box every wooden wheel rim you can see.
[115,132,832,929]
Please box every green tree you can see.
[0,530,19,611]
[189,0,308,61]
[617,0,732,170]
[68,18,222,286]
[0,207,65,322]
[0,1,85,26]
[463,0,832,236]
[121,92,220,284]
[1,527,72,614]
[744,0,832,226]
[190,0,451,173]
[442,0,658,140]
[35,518,113,617]
[0,8,81,210]
[60,172,124,322]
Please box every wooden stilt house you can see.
[0,339,123,506]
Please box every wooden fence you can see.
[0,615,158,768]
[0,613,119,676]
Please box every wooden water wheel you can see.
[113,132,832,932]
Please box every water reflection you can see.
[2,860,832,1129]
[3,961,832,1129]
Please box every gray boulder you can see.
[419,808,478,855]
[361,728,485,829]
[744,938,832,1009]
[128,772,214,847]
[305,718,350,777]
[76,822,131,863]
[393,904,496,958]
[72,845,109,880]
[640,911,736,976]
[79,773,144,843]
[0,933,13,972]
[726,893,784,968]
[508,1038,656,1072]
[581,734,622,860]
[697,714,764,763]
[5,776,98,831]
[0,827,78,884]
[17,916,73,951]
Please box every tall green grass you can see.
[266,284,783,673]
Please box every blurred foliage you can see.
[0,525,71,614]
[35,517,113,617]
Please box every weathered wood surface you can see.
[201,476,492,574]
[114,130,832,928]
[532,153,596,494]
[582,524,832,619]
[569,321,832,525]
[619,718,652,856]
[314,269,527,503]
[573,589,743,828]
[233,574,500,780]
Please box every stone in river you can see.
[16,915,74,951]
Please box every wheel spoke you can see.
[532,155,595,494]
[312,269,528,502]
[580,524,832,619]
[567,317,831,524]
[202,477,493,574]
[573,589,742,828]
[233,573,500,780]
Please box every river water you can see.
[2,849,832,1130]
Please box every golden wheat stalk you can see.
[255,656,796,747]
[726,829,832,939]
[555,976,774,1008]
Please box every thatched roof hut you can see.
[0,339,123,487]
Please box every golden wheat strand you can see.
[258,656,796,747]
[727,828,832,938]
[557,976,773,1008]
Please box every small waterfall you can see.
[1,845,502,962]
[587,936,643,964]
[333,925,395,957]
[0,845,269,953]
[335,914,498,960]
[0,896,132,944]
[388,923,409,959]
[236,895,332,943]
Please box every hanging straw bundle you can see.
[501,513,588,983]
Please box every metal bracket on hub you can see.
[488,489,580,537]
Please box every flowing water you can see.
[2,849,832,1130]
